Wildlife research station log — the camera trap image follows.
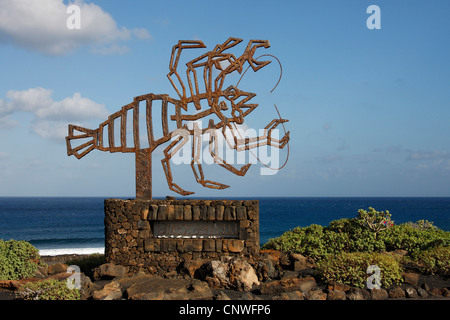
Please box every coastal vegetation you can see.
[0,239,40,280]
[0,240,80,299]
[1,207,449,298]
[261,207,450,287]
[315,252,404,289]
[15,279,81,300]
[262,208,450,257]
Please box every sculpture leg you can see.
[190,129,230,190]
[161,133,194,196]
[135,149,152,200]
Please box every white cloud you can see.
[407,150,450,162]
[132,28,152,40]
[0,87,108,141]
[0,0,151,55]
[30,119,69,140]
[2,87,54,115]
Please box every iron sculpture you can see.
[66,37,290,199]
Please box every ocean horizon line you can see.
[2,195,450,199]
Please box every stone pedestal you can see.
[104,198,259,273]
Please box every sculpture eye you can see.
[225,87,237,100]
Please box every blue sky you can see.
[1,0,450,198]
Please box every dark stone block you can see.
[160,239,177,252]
[215,239,222,252]
[203,239,215,252]
[144,239,154,252]
[192,239,203,252]
[184,205,192,220]
[200,206,208,220]
[215,205,224,220]
[148,204,158,220]
[207,206,215,220]
[183,239,194,252]
[175,205,184,220]
[176,239,185,252]
[167,205,175,220]
[224,206,236,220]
[243,200,253,207]
[236,206,247,220]
[192,206,201,220]
[157,205,167,220]
[137,220,150,230]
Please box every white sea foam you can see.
[39,247,105,256]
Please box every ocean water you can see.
[0,197,449,256]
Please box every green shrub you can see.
[327,217,360,234]
[328,219,386,253]
[322,218,387,254]
[261,224,332,260]
[262,213,449,259]
[66,253,105,278]
[316,252,403,289]
[261,218,386,259]
[379,223,450,255]
[406,219,438,230]
[261,237,283,251]
[357,207,393,238]
[15,279,81,300]
[408,246,450,275]
[0,240,40,280]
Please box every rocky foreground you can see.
[1,250,450,300]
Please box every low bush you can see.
[262,208,449,260]
[357,207,393,238]
[0,240,40,280]
[261,218,386,259]
[15,279,81,300]
[262,224,333,260]
[408,246,450,275]
[315,252,403,289]
[379,224,450,255]
[326,218,377,252]
[406,219,438,230]
[262,208,449,289]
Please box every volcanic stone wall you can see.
[104,198,259,273]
